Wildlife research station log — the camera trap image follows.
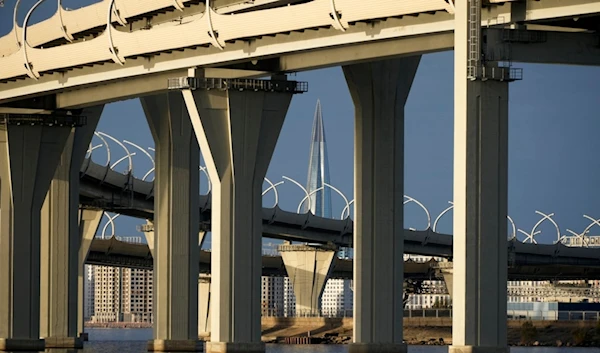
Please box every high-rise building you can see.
[283,277,296,317]
[302,99,352,317]
[84,264,95,321]
[304,99,332,218]
[261,276,285,317]
[90,236,153,323]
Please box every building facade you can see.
[89,236,154,323]
[261,276,285,317]
[84,264,95,321]
[403,254,451,310]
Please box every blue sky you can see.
[2,1,600,246]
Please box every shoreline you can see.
[85,319,600,347]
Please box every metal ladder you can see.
[467,0,481,79]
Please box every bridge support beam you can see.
[279,244,337,317]
[183,75,293,353]
[450,1,509,352]
[77,208,104,341]
[342,55,420,353]
[141,93,201,352]
[0,118,73,351]
[39,106,103,348]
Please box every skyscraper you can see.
[304,99,332,218]
[303,99,353,316]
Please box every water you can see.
[50,329,600,353]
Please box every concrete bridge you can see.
[1,0,600,352]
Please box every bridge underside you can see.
[0,0,599,108]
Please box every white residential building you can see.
[90,236,153,323]
[84,264,95,321]
[321,279,353,317]
[261,276,285,317]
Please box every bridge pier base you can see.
[198,274,211,339]
[39,106,103,349]
[279,244,337,317]
[450,1,509,352]
[142,92,201,352]
[0,116,74,350]
[77,208,104,340]
[342,56,421,353]
[182,74,294,353]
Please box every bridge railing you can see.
[404,309,452,318]
[508,310,600,321]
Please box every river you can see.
[56,328,600,353]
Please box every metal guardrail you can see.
[404,309,452,318]
[168,77,308,93]
[469,65,523,81]
[0,113,86,127]
[401,309,600,321]
[277,244,337,252]
[508,310,600,321]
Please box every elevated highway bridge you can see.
[1,0,600,351]
[86,235,600,282]
[0,0,599,107]
[79,158,600,268]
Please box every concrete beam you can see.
[0,119,72,350]
[278,32,453,72]
[39,105,103,348]
[183,73,293,353]
[486,28,600,66]
[141,93,201,352]
[55,68,269,109]
[343,56,420,353]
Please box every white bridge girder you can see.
[0,0,599,104]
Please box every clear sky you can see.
[2,1,600,246]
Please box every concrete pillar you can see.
[182,75,293,353]
[439,266,453,300]
[77,208,103,340]
[0,117,73,351]
[198,274,211,339]
[39,106,104,348]
[342,56,421,353]
[278,244,337,317]
[451,2,509,352]
[141,92,201,352]
[141,220,155,258]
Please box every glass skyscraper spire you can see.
[304,99,332,218]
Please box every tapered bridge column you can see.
[141,92,201,352]
[342,56,421,353]
[39,106,104,349]
[77,208,104,341]
[181,74,302,353]
[451,1,511,352]
[279,244,337,317]
[0,113,78,351]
